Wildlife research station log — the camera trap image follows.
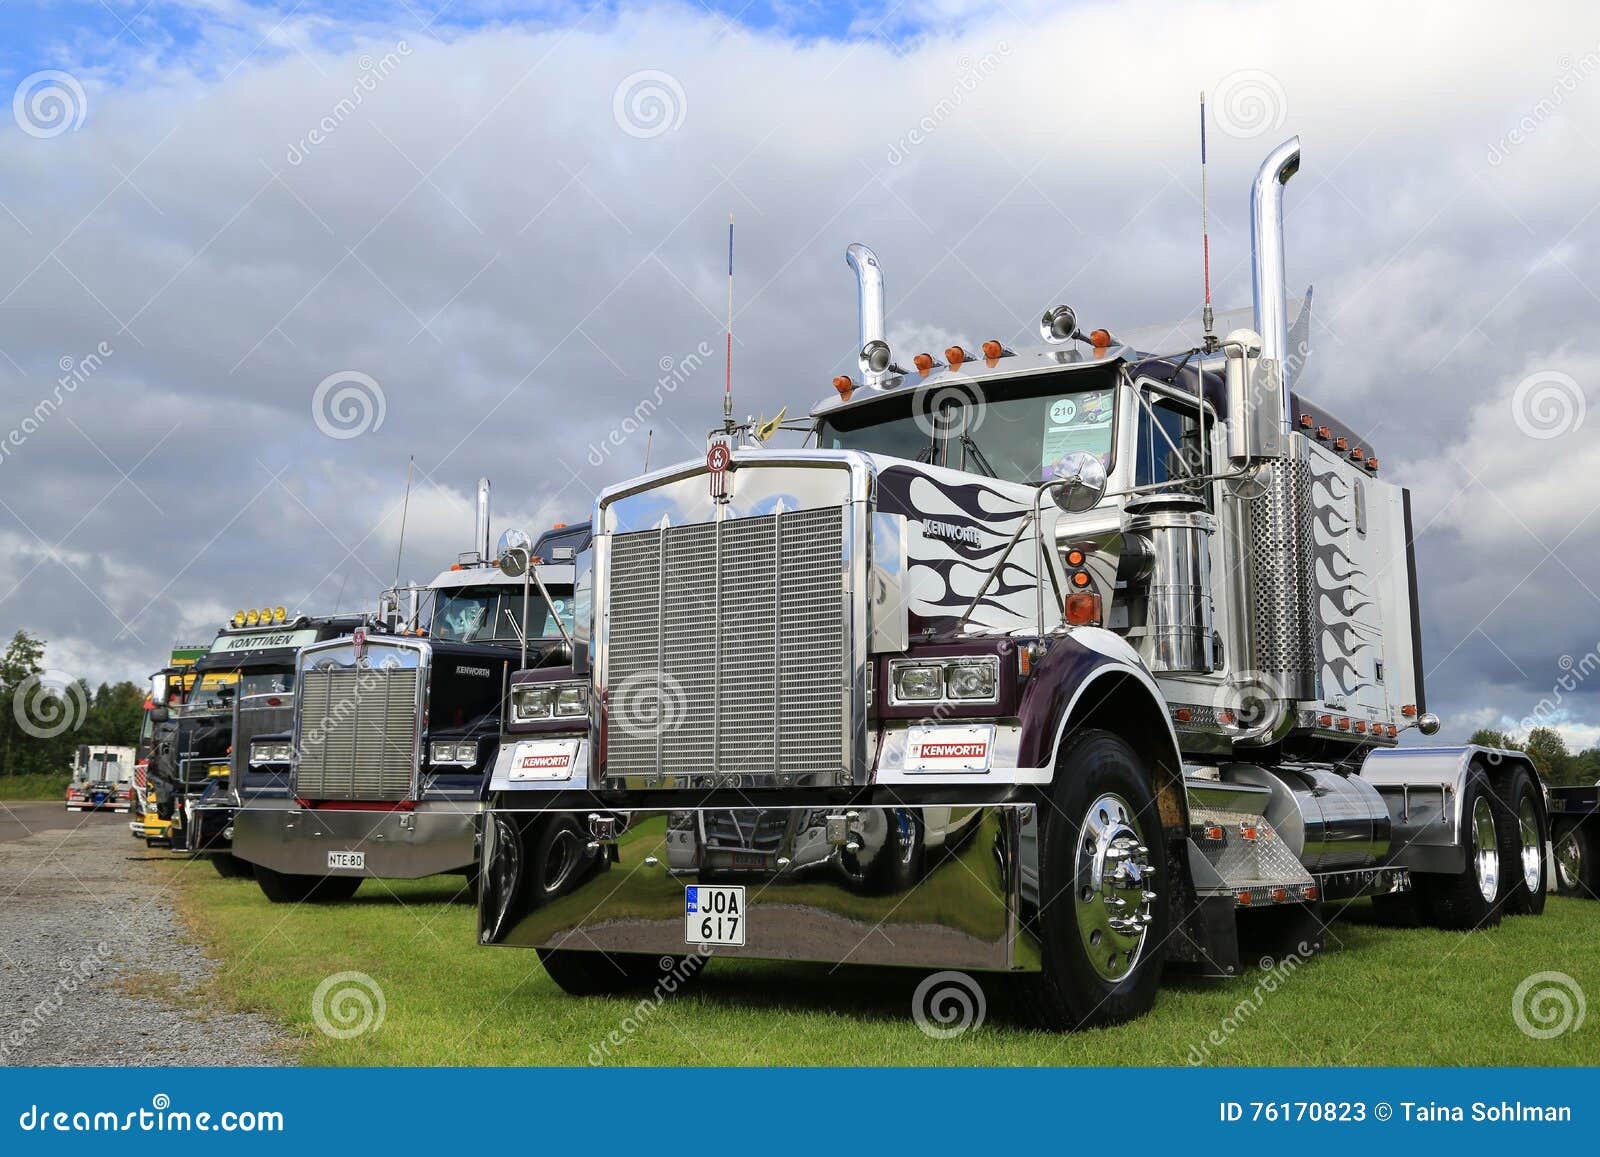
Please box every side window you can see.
[1134,394,1208,497]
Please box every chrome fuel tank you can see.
[1227,764,1390,871]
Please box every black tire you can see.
[1552,820,1600,899]
[1417,771,1504,930]
[210,854,253,879]
[1498,769,1548,916]
[254,865,363,904]
[1010,729,1169,1031]
[537,948,700,996]
[530,817,597,905]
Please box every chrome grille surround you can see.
[291,638,426,801]
[594,453,872,790]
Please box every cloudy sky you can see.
[0,0,1597,747]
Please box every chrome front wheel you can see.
[1073,793,1156,982]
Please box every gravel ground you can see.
[0,801,292,1066]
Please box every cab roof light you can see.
[944,346,970,369]
[1367,457,1379,471]
[913,352,936,375]
[1334,436,1349,451]
[1299,414,1314,429]
[1089,328,1112,350]
[832,375,854,400]
[1350,446,1365,461]
[1317,425,1331,441]
[981,339,1007,361]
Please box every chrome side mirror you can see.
[1417,712,1441,737]
[497,528,533,577]
[1047,452,1108,514]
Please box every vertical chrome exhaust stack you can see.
[1250,136,1301,436]
[476,478,492,562]
[845,243,892,387]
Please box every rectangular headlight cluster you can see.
[249,740,292,765]
[429,740,478,765]
[888,656,1000,706]
[511,681,588,723]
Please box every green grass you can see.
[1,773,72,800]
[168,856,1600,1067]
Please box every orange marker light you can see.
[1337,717,1351,731]
[1304,885,1320,901]
[1367,457,1379,471]
[833,375,854,400]
[1070,571,1091,588]
[1300,414,1314,429]
[1203,824,1225,841]
[1335,437,1348,451]
[1065,549,1086,566]
[1317,425,1331,440]
[1175,708,1193,723]
[1063,591,1101,626]
[1401,704,1418,717]
[1350,447,1365,461]
[913,353,934,374]
[1319,714,1333,728]
[944,346,966,369]
[1089,329,1111,349]
[1272,887,1289,903]
[1218,709,1236,725]
[981,339,1004,360]
[1354,720,1367,733]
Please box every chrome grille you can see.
[294,666,419,800]
[605,506,847,784]
[1245,454,1316,698]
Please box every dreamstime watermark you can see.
[586,340,713,467]
[0,942,113,1063]
[886,43,1011,166]
[311,971,386,1039]
[587,949,711,1064]
[11,670,89,739]
[911,970,987,1039]
[613,70,686,139]
[1211,69,1287,140]
[0,341,114,469]
[1510,642,1600,737]
[609,670,688,738]
[17,1094,284,1134]
[312,370,386,439]
[1220,670,1288,738]
[1488,45,1600,166]
[287,41,412,165]
[1184,943,1312,1064]
[1512,971,1586,1040]
[12,70,88,138]
[1510,369,1585,440]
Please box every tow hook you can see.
[825,810,864,852]
[586,812,620,851]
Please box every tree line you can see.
[0,630,146,777]
[1467,726,1600,786]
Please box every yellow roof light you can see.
[273,606,287,623]
[245,610,260,625]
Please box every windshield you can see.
[431,585,574,644]
[818,374,1117,485]
[179,671,239,714]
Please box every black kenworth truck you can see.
[146,610,367,874]
[232,491,586,903]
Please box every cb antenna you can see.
[393,454,414,590]
[723,213,735,433]
[1200,91,1217,353]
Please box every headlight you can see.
[892,664,942,702]
[946,657,999,700]
[249,741,291,765]
[889,656,1002,706]
[429,741,477,765]
[512,681,587,722]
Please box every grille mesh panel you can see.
[295,666,418,800]
[1246,457,1316,695]
[605,506,846,782]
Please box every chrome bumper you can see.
[233,800,481,878]
[477,802,1039,972]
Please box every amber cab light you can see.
[913,352,935,374]
[944,346,967,369]
[832,375,853,400]
[1063,591,1101,626]
[981,339,1004,360]
[1089,328,1111,349]
[1065,548,1086,566]
[1070,571,1092,588]
[1401,704,1418,717]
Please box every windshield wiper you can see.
[960,434,997,478]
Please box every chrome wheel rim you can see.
[1556,831,1582,892]
[893,809,916,867]
[1518,797,1542,893]
[1073,793,1156,981]
[1471,796,1499,903]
